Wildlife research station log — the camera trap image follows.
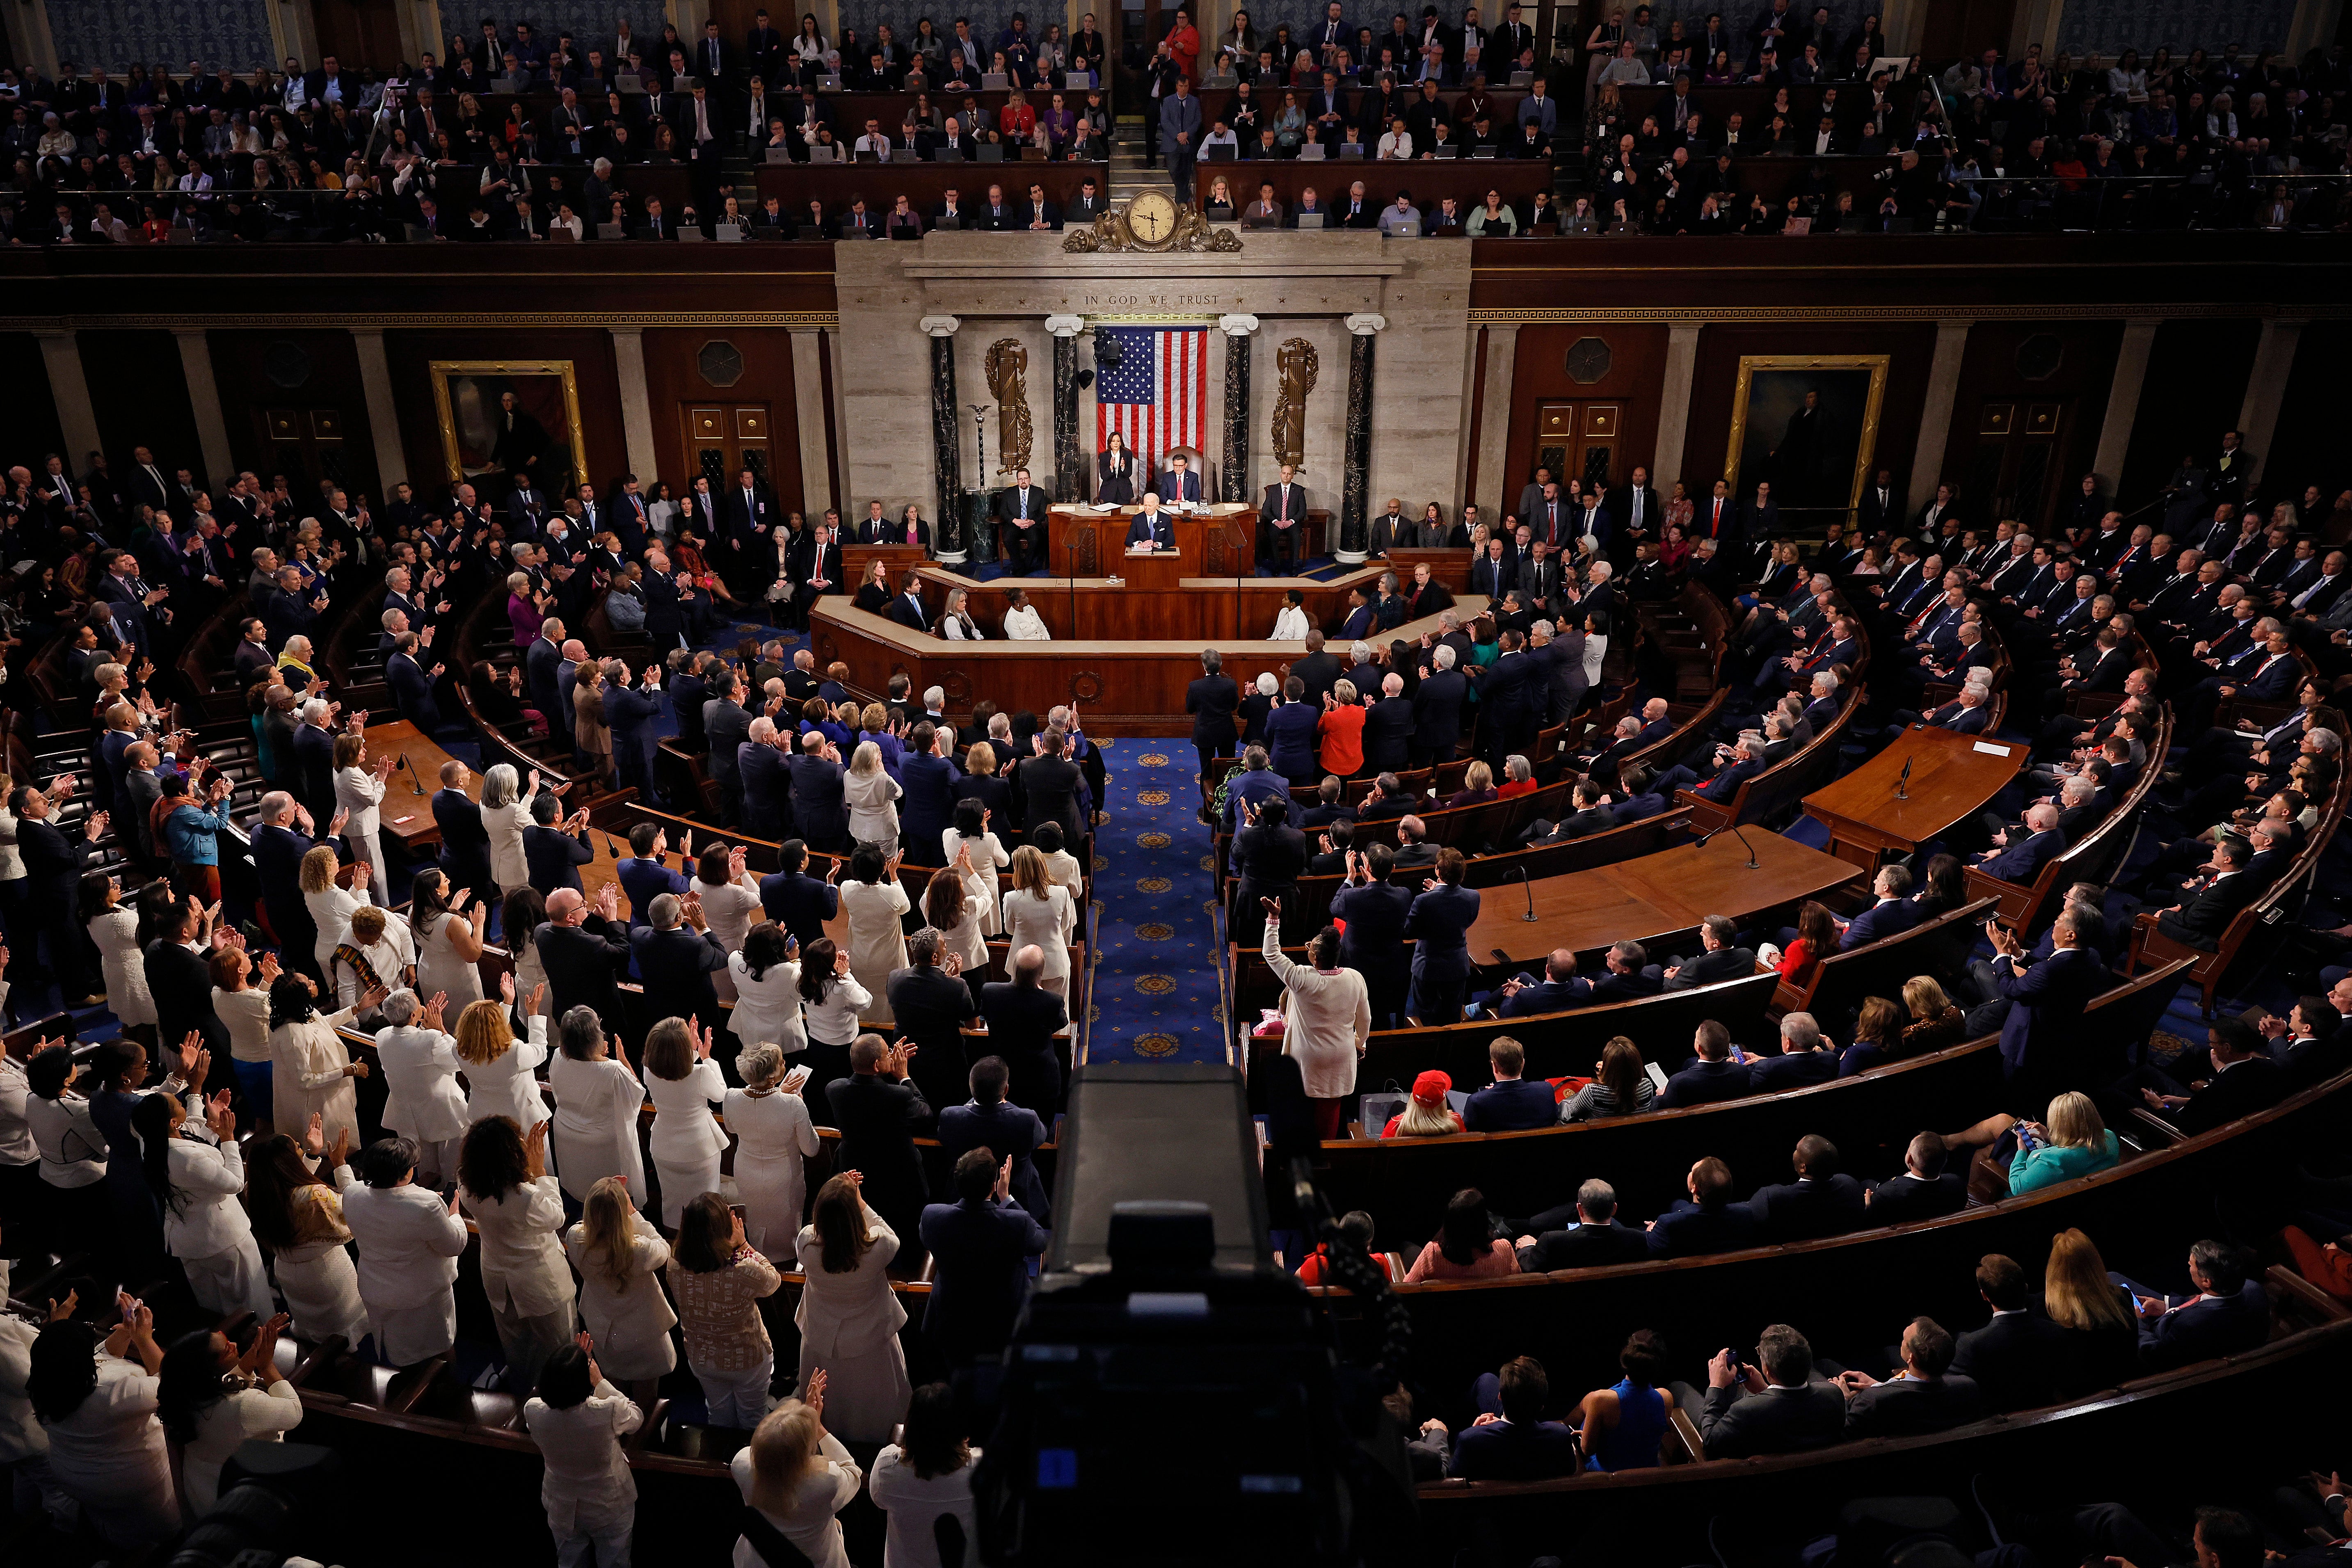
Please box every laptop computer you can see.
[1472,144,1497,158]
[978,142,1005,160]
[936,147,966,161]
[715,222,745,240]
[765,146,793,162]
[1338,142,1364,158]
[890,223,922,239]
[981,71,1010,89]
[1293,211,1325,228]
[1204,143,1235,160]
[1065,70,1094,89]
[1020,146,1047,159]
[596,221,626,239]
[1428,143,1459,158]
[839,225,876,238]
[1783,215,1811,235]
[808,144,839,162]
[933,215,962,229]
[1205,72,1237,87]
[615,71,645,93]
[853,149,880,162]
[891,147,919,162]
[678,228,707,242]
[1389,219,1421,236]
[817,73,842,91]
[1299,141,1326,159]
[1509,70,1533,87]
[546,226,578,241]
[166,226,196,245]
[494,74,530,94]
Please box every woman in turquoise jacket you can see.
[2006,1090,2121,1195]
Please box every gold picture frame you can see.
[429,359,588,496]
[1722,354,1890,516]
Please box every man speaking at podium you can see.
[1126,492,1176,551]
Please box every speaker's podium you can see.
[1048,503,1260,584]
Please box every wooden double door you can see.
[1531,401,1624,496]
[684,404,777,493]
[1961,398,2071,533]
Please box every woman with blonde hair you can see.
[1898,974,1967,1057]
[731,1377,862,1568]
[1444,759,1497,809]
[456,976,552,1131]
[793,1172,913,1444]
[1381,1070,1466,1137]
[1001,844,1074,997]
[2007,1091,2120,1194]
[1561,1038,1654,1121]
[2042,1226,2139,1394]
[299,842,371,977]
[644,1016,731,1228]
[845,739,904,856]
[564,1175,678,1403]
[728,1041,820,1260]
[331,729,396,904]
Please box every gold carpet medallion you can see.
[1137,832,1172,848]
[1136,974,1177,994]
[1133,1033,1181,1057]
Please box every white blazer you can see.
[334,765,386,839]
[343,1181,468,1311]
[727,953,805,1054]
[483,785,537,889]
[464,1173,576,1319]
[792,1202,907,1358]
[647,1058,731,1164]
[375,1024,471,1144]
[163,1132,257,1261]
[465,1013,552,1129]
[525,1381,644,1534]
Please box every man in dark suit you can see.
[1402,848,1481,1023]
[1462,1037,1557,1131]
[1949,1253,2069,1412]
[1664,915,1755,991]
[1441,1357,1583,1481]
[980,946,1071,1115]
[828,1034,935,1263]
[1747,1014,1843,1093]
[1974,801,2067,886]
[935,1054,1051,1224]
[615,823,690,928]
[1361,676,1414,775]
[431,762,495,896]
[669,652,711,757]
[145,903,233,1065]
[251,792,337,980]
[1865,1132,1968,1226]
[1409,645,1468,768]
[1015,731,1087,846]
[887,931,982,1109]
[1513,1179,1650,1271]
[524,622,566,726]
[1647,1155,1758,1257]
[629,892,729,1040]
[2152,834,2263,951]
[786,734,851,852]
[1694,1322,1847,1456]
[919,1144,1050,1365]
[1657,1019,1754,1108]
[1840,865,1926,950]
[1492,949,1587,1017]
[1836,1317,1986,1437]
[757,839,840,948]
[1291,631,1344,708]
[717,466,778,591]
[1185,649,1240,782]
[1159,454,1204,503]
[1984,907,2103,1109]
[523,793,597,896]
[995,469,1049,575]
[2143,1016,2287,1136]
[1329,844,1413,1029]
[2129,1239,2270,1371]
[291,707,341,828]
[536,885,631,1026]
[1741,1134,1867,1241]
[690,670,751,827]
[1256,464,1310,574]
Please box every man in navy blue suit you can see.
[1330,842,1414,1029]
[1646,1155,1759,1256]
[737,719,792,840]
[1975,801,2066,885]
[936,1055,1053,1224]
[430,761,494,897]
[1158,453,1203,503]
[1124,493,1177,550]
[615,821,691,927]
[1841,864,1925,950]
[919,1145,1050,1366]
[1657,1020,1755,1107]
[252,790,342,979]
[1984,906,2103,1110]
[1740,1132,1868,1241]
[1403,847,1481,1023]
[1925,682,1993,734]
[1462,1038,1558,1131]
[1493,949,1586,1016]
[758,838,840,948]
[2126,1239,2270,1372]
[601,658,665,806]
[1746,1011,1841,1092]
[1439,1356,1582,1481]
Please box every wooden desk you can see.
[913,563,1388,641]
[1803,724,2023,870]
[1463,829,1859,966]
[364,720,624,903]
[1047,505,1259,578]
[845,543,927,594]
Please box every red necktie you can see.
[1280,487,1291,521]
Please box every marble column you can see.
[35,331,103,477]
[1906,321,1972,515]
[172,329,236,490]
[1337,314,1384,564]
[1650,324,1702,494]
[787,329,836,517]
[825,326,854,528]
[1217,314,1261,503]
[1470,323,1519,525]
[2236,318,2306,496]
[350,329,408,492]
[608,328,661,490]
[921,316,966,563]
[1046,314,1086,505]
[2091,318,2158,493]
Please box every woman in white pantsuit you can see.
[547,1005,647,1203]
[726,1042,820,1261]
[1000,846,1075,998]
[459,1115,578,1392]
[792,1174,912,1445]
[644,1017,731,1229]
[245,1119,367,1346]
[457,979,553,1132]
[524,1343,644,1568]
[331,731,397,905]
[342,1136,469,1365]
[146,1089,277,1324]
[565,1177,678,1392]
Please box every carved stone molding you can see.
[919,315,962,337]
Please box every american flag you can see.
[1094,326,1208,476]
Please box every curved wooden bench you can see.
[1678,682,1863,834]
[1966,709,2174,934]
[1775,894,2000,1022]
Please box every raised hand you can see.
[500,971,517,1005]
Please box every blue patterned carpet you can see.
[1081,738,1231,1067]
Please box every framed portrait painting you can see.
[1723,355,1890,517]
[430,360,586,500]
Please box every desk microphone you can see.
[1691,821,1761,869]
[1513,864,1538,921]
[1896,754,1913,800]
[400,751,425,796]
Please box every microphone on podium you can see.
[1897,754,1913,800]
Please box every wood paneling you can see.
[202,329,381,504]
[1939,319,2122,533]
[1678,322,1941,511]
[76,330,204,487]
[2117,318,2261,511]
[641,327,810,514]
[380,329,626,503]
[2259,322,2352,514]
[1503,324,1669,511]
[0,333,67,476]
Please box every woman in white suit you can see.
[299,844,372,979]
[480,764,544,896]
[245,1121,367,1347]
[458,1114,577,1392]
[726,1042,819,1261]
[331,731,398,905]
[144,1089,276,1323]
[341,1135,470,1365]
[644,1017,731,1228]
[83,874,158,1035]
[727,924,805,1061]
[523,1343,644,1568]
[457,979,553,1132]
[564,1176,677,1397]
[547,1005,647,1203]
[693,843,766,1002]
[793,1174,912,1444]
[943,798,1008,937]
[999,845,1075,997]
[373,988,470,1187]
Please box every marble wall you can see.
[47,0,275,73]
[830,231,1474,550]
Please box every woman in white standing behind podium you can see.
[645,1016,731,1229]
[331,731,397,905]
[728,1041,821,1260]
[548,1004,647,1203]
[1096,430,1138,504]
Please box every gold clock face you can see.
[1126,190,1179,248]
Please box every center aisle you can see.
[1081,737,1232,1067]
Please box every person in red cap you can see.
[1383,1070,1466,1138]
